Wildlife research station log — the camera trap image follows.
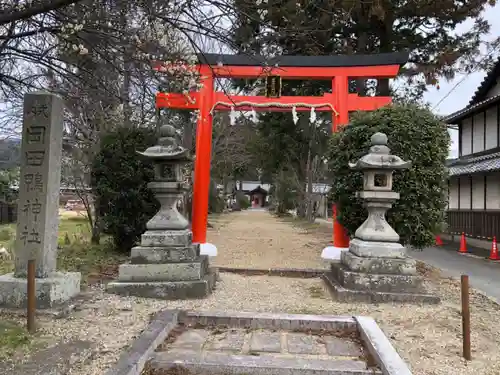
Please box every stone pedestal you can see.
[107,231,216,299]
[324,242,440,304]
[107,119,216,300]
[323,133,439,304]
[0,92,80,308]
[0,272,81,309]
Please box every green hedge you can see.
[328,104,450,249]
[91,127,160,252]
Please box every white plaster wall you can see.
[473,113,485,153]
[486,172,500,209]
[459,176,471,209]
[449,178,459,209]
[471,175,485,209]
[486,79,500,98]
[461,118,472,156]
[485,106,498,150]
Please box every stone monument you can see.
[323,132,440,304]
[0,91,81,308]
[106,117,217,299]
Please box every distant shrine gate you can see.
[154,52,409,251]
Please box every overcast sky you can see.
[423,3,500,158]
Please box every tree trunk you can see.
[275,169,287,215]
[86,197,101,245]
[119,4,132,127]
[296,189,306,218]
[376,11,394,96]
[355,31,368,95]
[305,141,314,222]
[91,223,101,244]
[122,59,132,127]
[182,112,194,151]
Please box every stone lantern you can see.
[323,132,440,304]
[137,123,190,232]
[107,118,216,299]
[348,132,411,244]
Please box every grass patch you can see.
[58,240,126,286]
[289,307,325,315]
[0,213,127,287]
[0,213,126,361]
[57,216,90,246]
[0,227,14,242]
[0,320,33,360]
[279,215,321,232]
[308,285,326,299]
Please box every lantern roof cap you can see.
[138,124,191,160]
[349,132,411,170]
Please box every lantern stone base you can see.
[106,269,217,300]
[323,241,440,304]
[107,231,217,300]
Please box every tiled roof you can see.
[447,151,500,176]
[444,57,500,124]
[469,57,500,105]
[444,94,500,123]
[238,181,331,194]
[197,51,409,68]
[310,183,331,194]
[241,181,271,192]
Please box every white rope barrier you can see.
[210,101,338,125]
[210,101,338,114]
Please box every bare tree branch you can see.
[0,0,84,26]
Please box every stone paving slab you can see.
[206,329,246,351]
[173,329,210,350]
[286,333,321,355]
[179,310,358,332]
[249,331,282,353]
[324,336,364,357]
[104,309,412,375]
[165,327,364,358]
[149,350,378,375]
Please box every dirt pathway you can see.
[208,210,329,269]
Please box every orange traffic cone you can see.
[489,236,500,260]
[435,235,444,246]
[459,233,467,253]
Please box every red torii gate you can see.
[155,52,409,254]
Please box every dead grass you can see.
[277,215,322,232]
[0,320,32,360]
[0,214,127,364]
[0,215,127,286]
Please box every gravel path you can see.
[3,211,500,375]
[20,269,500,375]
[209,210,328,269]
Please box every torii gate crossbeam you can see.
[154,52,409,256]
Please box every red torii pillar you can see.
[154,52,409,255]
[192,70,214,246]
[332,76,350,250]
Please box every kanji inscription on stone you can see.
[14,92,64,278]
[26,125,47,144]
[23,172,44,193]
[25,150,45,166]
